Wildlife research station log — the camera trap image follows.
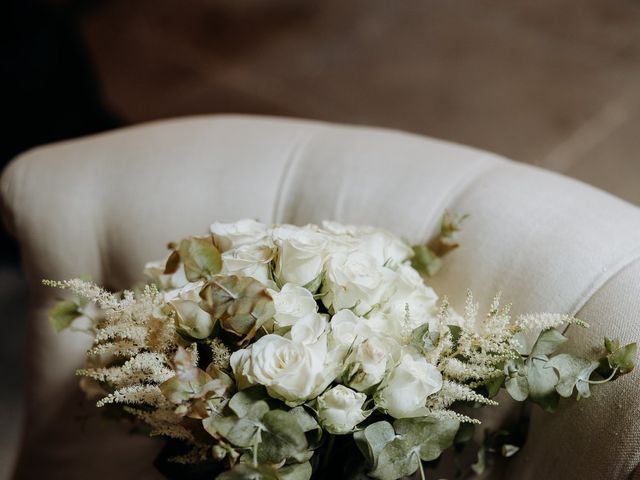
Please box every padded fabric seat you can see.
[2,115,639,479]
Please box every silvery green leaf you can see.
[547,353,599,398]
[215,464,278,480]
[257,410,308,464]
[179,236,222,281]
[530,329,567,357]
[485,373,505,398]
[505,373,529,401]
[49,300,82,332]
[200,275,275,345]
[526,356,559,411]
[171,299,215,339]
[228,387,269,418]
[368,438,420,480]
[203,414,262,448]
[607,342,637,374]
[289,406,319,432]
[393,415,460,461]
[277,462,312,480]
[354,421,395,466]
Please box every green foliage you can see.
[409,323,440,354]
[204,389,310,475]
[355,416,459,480]
[410,244,442,277]
[504,329,637,412]
[172,300,215,340]
[178,236,222,282]
[547,354,599,398]
[410,211,468,277]
[200,275,275,345]
[215,462,312,480]
[160,347,234,419]
[48,300,82,332]
[394,416,460,462]
[606,340,636,374]
[257,410,309,464]
[530,328,567,356]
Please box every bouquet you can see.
[46,216,636,480]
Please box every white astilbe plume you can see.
[96,384,168,408]
[124,406,195,442]
[435,292,518,385]
[427,408,482,425]
[515,313,588,331]
[45,278,185,440]
[426,380,498,410]
[77,352,174,387]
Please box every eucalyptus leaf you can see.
[277,462,312,480]
[393,415,460,461]
[160,347,231,410]
[485,373,505,398]
[530,329,567,357]
[257,410,309,464]
[200,275,275,344]
[354,421,395,466]
[547,353,599,398]
[203,414,262,448]
[49,300,82,333]
[608,342,637,374]
[229,387,269,418]
[505,373,529,402]
[526,356,559,411]
[368,437,419,480]
[171,299,215,339]
[215,464,279,480]
[179,236,222,281]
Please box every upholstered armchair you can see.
[2,116,639,479]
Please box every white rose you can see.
[230,332,328,404]
[144,257,189,290]
[322,251,392,315]
[272,226,328,290]
[290,313,329,345]
[221,243,275,286]
[268,283,318,327]
[375,350,443,418]
[210,219,269,252]
[328,309,374,355]
[371,265,439,340]
[317,385,367,434]
[344,336,396,392]
[321,221,412,267]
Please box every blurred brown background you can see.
[1,0,640,477]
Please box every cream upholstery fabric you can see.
[2,115,639,479]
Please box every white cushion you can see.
[2,115,639,479]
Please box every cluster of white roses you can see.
[149,219,446,434]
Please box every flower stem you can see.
[587,367,618,384]
[413,450,426,480]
